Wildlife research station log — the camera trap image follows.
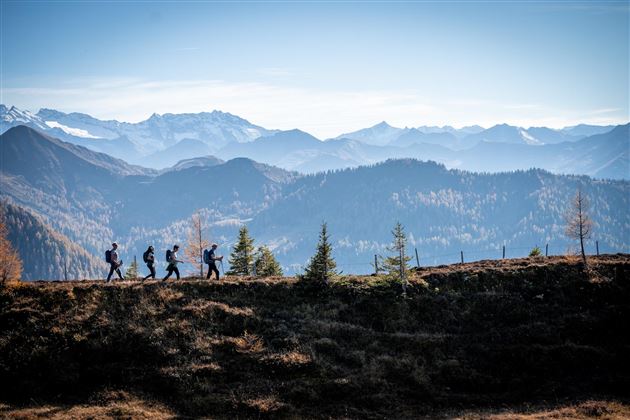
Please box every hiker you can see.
[106,242,125,282]
[162,244,183,281]
[204,243,223,280]
[142,245,156,280]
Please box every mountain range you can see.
[1,125,628,279]
[1,105,274,166]
[2,105,626,179]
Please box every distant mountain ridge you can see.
[1,105,275,167]
[1,104,627,177]
[1,125,628,279]
[215,123,628,179]
[335,121,408,146]
[455,124,630,179]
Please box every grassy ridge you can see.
[0,255,629,418]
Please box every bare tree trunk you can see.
[399,242,407,294]
[579,229,587,266]
[577,191,588,267]
[197,219,203,277]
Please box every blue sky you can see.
[1,1,628,137]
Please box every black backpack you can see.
[166,249,172,263]
[203,249,210,264]
[105,249,112,263]
[143,250,150,263]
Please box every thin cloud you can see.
[3,78,627,137]
[588,108,622,115]
[257,67,294,77]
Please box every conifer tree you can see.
[227,226,255,276]
[126,255,139,280]
[303,222,337,284]
[382,221,412,291]
[254,246,283,277]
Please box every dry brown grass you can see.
[0,393,176,419]
[233,331,266,354]
[243,396,288,414]
[454,400,630,420]
[2,399,628,419]
[182,299,254,317]
[261,350,313,366]
[1,254,628,419]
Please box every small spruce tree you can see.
[303,222,337,284]
[529,246,542,257]
[382,222,412,291]
[254,246,283,277]
[126,256,139,280]
[227,226,255,276]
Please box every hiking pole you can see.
[220,259,225,275]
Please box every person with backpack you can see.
[142,245,156,280]
[162,244,183,281]
[204,243,223,280]
[106,242,125,282]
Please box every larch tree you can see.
[303,222,337,284]
[227,226,255,276]
[254,246,283,277]
[565,189,593,267]
[0,219,22,284]
[184,212,210,277]
[382,221,412,293]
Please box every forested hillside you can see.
[250,160,630,270]
[1,126,629,279]
[1,202,106,280]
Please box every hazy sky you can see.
[1,1,628,138]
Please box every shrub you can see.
[529,246,542,257]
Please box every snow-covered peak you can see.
[1,105,48,130]
[36,108,68,119]
[335,121,406,146]
[5,105,36,122]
